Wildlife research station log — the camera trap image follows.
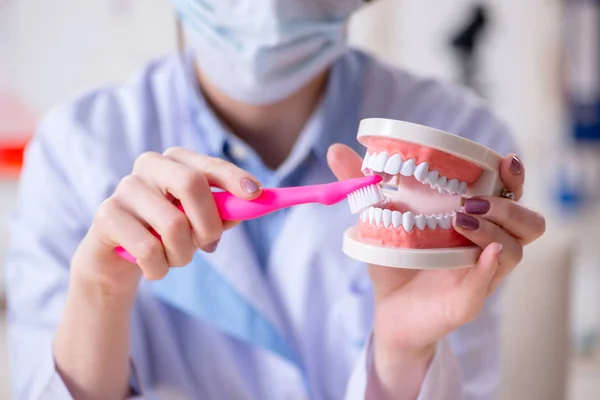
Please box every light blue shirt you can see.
[195,92,321,270]
[5,48,518,400]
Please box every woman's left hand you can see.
[327,144,546,400]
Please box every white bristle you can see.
[347,184,386,214]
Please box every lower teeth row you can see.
[360,207,455,232]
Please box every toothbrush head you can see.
[347,183,386,214]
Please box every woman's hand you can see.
[71,147,262,297]
[327,143,545,400]
[58,147,262,399]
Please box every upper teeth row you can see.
[360,206,455,232]
[362,152,467,195]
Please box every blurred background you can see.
[1,0,599,399]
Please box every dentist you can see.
[5,1,545,399]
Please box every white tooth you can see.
[437,214,452,230]
[437,175,447,189]
[367,153,379,171]
[415,215,427,230]
[458,181,467,195]
[436,176,447,193]
[426,215,438,230]
[361,153,372,171]
[400,159,416,176]
[427,170,439,187]
[392,211,402,229]
[382,209,392,228]
[414,162,429,182]
[384,153,402,175]
[368,207,375,224]
[371,152,388,172]
[443,215,452,229]
[361,210,368,222]
[447,178,459,194]
[402,211,415,232]
[374,207,383,226]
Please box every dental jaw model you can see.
[343,118,504,269]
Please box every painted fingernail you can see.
[455,212,480,231]
[241,178,260,195]
[509,155,522,175]
[203,239,220,253]
[464,198,490,215]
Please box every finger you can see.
[327,143,364,181]
[453,212,523,268]
[115,175,196,267]
[133,152,223,248]
[463,197,546,245]
[499,154,525,201]
[94,198,169,280]
[454,243,502,324]
[223,220,240,231]
[162,147,263,199]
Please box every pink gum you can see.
[358,220,473,249]
[366,137,483,183]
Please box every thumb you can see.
[327,143,364,181]
[461,243,501,301]
[452,243,501,325]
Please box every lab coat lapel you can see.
[151,220,300,366]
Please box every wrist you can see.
[373,334,436,371]
[70,263,139,309]
[71,237,142,303]
[368,336,436,400]
[55,263,136,400]
[372,317,437,361]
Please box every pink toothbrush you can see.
[115,175,384,263]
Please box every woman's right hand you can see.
[71,147,262,297]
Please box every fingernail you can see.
[241,178,260,195]
[464,198,490,215]
[455,212,480,231]
[509,155,522,175]
[203,238,220,253]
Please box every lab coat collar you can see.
[179,50,227,158]
[312,49,368,161]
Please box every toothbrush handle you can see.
[113,176,381,263]
[213,188,317,220]
[114,189,312,262]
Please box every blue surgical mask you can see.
[171,0,363,104]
